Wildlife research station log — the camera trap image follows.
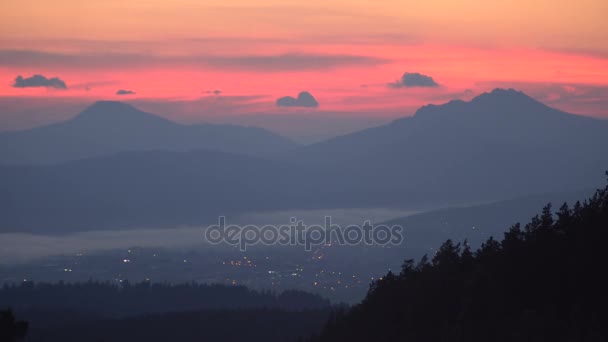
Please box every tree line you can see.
[313,174,608,341]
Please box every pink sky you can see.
[1,0,607,139]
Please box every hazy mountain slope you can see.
[0,149,304,232]
[0,101,296,164]
[382,188,593,258]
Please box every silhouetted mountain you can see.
[312,180,608,342]
[0,101,296,164]
[1,89,607,231]
[284,88,608,201]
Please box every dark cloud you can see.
[116,89,135,95]
[205,90,222,95]
[0,50,388,72]
[388,72,439,88]
[13,74,67,89]
[276,91,319,108]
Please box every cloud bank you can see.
[388,72,439,88]
[276,91,319,107]
[0,50,388,72]
[13,74,67,89]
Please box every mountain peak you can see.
[471,88,539,106]
[71,101,173,127]
[490,88,524,96]
[410,88,555,122]
[82,101,139,115]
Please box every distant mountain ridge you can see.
[0,101,297,164]
[280,88,608,201]
[1,89,607,231]
[285,88,606,163]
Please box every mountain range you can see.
[281,88,608,200]
[1,89,607,232]
[0,101,296,164]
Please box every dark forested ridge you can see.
[0,281,329,317]
[0,309,28,342]
[25,308,331,342]
[1,282,332,341]
[312,175,608,342]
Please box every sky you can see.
[1,0,608,139]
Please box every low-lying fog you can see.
[0,207,421,264]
